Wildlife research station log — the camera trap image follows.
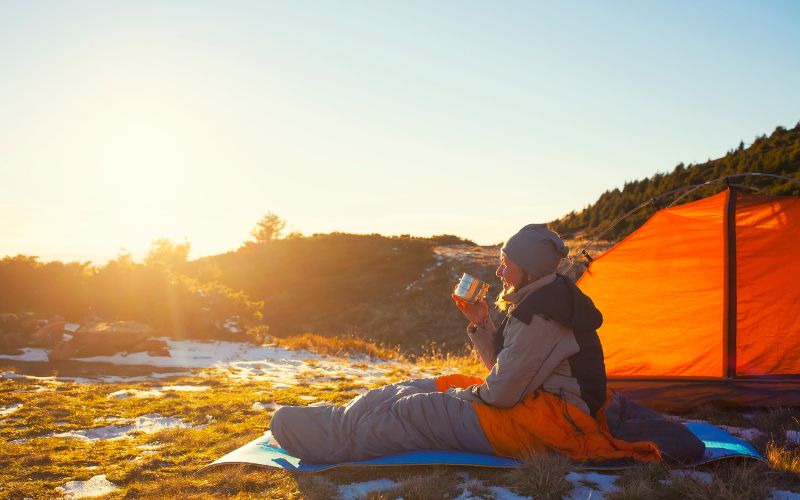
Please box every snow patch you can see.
[565,471,620,498]
[453,473,530,500]
[772,489,800,499]
[1,371,56,382]
[252,402,283,412]
[223,317,242,334]
[56,474,119,499]
[0,348,49,362]
[338,479,397,500]
[110,384,210,399]
[62,371,194,384]
[0,403,23,417]
[49,414,195,441]
[667,469,713,485]
[485,486,531,500]
[719,425,765,443]
[161,384,209,392]
[107,389,163,400]
[13,385,51,393]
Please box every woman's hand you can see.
[451,295,490,328]
[452,295,497,370]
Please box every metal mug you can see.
[454,273,490,304]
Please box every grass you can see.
[3,346,800,499]
[609,461,779,500]
[272,332,405,362]
[0,369,370,498]
[502,452,573,499]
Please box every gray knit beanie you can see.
[501,224,569,278]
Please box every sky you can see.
[1,1,799,263]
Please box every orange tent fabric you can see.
[577,189,800,408]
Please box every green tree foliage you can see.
[0,232,446,347]
[188,232,436,337]
[0,255,92,319]
[144,238,191,271]
[250,212,287,243]
[428,234,477,246]
[0,244,263,341]
[550,122,800,241]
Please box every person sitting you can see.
[270,224,701,464]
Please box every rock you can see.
[0,331,25,355]
[29,321,66,348]
[48,340,75,361]
[19,312,38,334]
[0,313,20,333]
[69,321,158,358]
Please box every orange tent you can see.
[577,188,800,410]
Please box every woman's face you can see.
[496,252,525,291]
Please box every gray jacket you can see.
[448,273,607,415]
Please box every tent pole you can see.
[723,187,738,379]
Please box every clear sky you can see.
[1,1,799,263]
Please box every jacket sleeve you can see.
[447,315,580,408]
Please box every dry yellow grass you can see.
[502,451,573,500]
[272,332,405,361]
[767,440,800,477]
[3,333,800,498]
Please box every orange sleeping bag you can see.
[436,373,660,462]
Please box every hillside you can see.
[550,123,800,241]
[187,235,502,355]
[0,234,501,357]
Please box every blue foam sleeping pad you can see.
[203,422,763,472]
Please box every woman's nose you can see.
[495,266,502,277]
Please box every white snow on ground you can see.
[0,348,49,362]
[485,486,531,500]
[452,472,542,500]
[668,469,714,484]
[108,389,164,399]
[1,371,56,382]
[107,385,210,399]
[161,384,209,392]
[63,372,195,384]
[454,475,487,500]
[719,425,765,442]
[223,318,242,334]
[56,474,120,499]
[338,479,398,500]
[252,401,283,412]
[73,338,317,368]
[773,489,800,499]
[0,338,422,387]
[0,403,23,417]
[13,385,51,393]
[787,430,800,445]
[48,414,195,441]
[565,471,620,499]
